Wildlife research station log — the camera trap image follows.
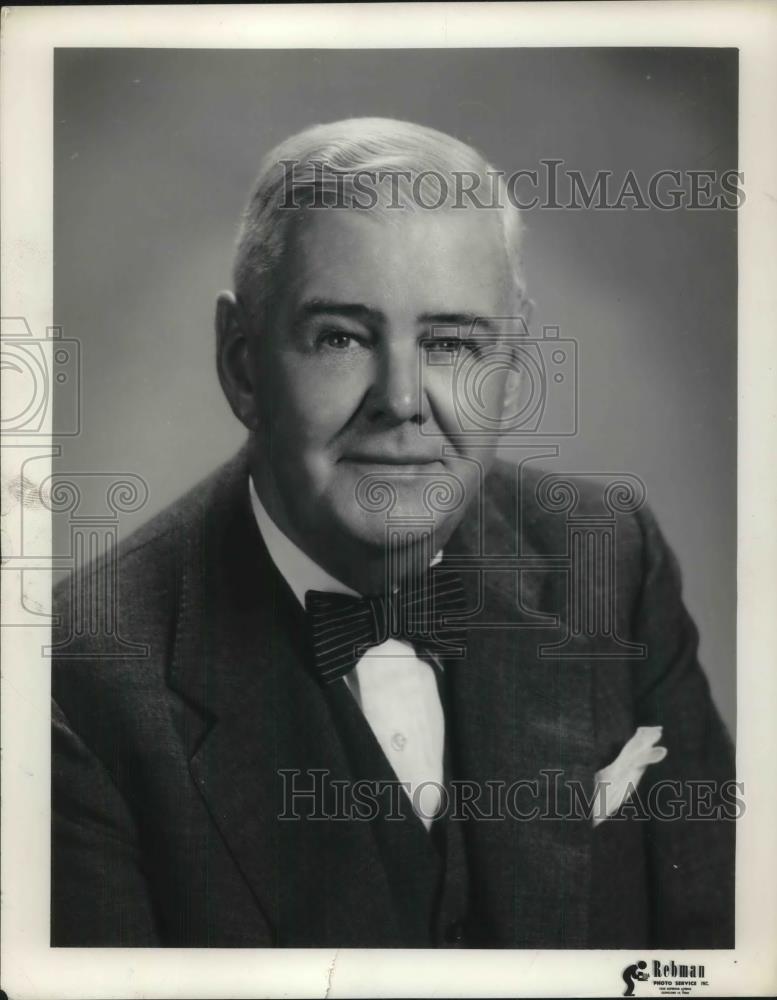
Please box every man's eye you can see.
[319,330,357,350]
[425,339,480,355]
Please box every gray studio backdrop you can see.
[53,48,737,733]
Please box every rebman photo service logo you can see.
[621,958,711,996]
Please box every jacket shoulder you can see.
[51,448,249,669]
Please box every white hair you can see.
[233,117,525,321]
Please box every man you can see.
[52,118,735,948]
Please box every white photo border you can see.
[2,3,776,997]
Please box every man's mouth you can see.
[341,453,443,468]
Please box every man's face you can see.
[248,206,517,564]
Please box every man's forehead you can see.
[282,205,513,309]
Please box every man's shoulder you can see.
[119,447,249,564]
[51,447,251,733]
[52,447,249,654]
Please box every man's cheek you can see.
[425,371,460,433]
[287,376,363,440]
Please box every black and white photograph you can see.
[2,4,776,998]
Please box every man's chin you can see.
[328,503,458,557]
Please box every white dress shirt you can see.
[249,479,444,829]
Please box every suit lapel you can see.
[167,450,400,946]
[445,462,595,947]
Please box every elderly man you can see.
[52,118,735,948]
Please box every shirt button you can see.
[444,919,465,945]
[391,731,407,751]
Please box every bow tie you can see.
[305,568,468,684]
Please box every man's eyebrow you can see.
[295,298,386,325]
[419,313,499,335]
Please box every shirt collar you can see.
[249,476,358,607]
[248,476,442,608]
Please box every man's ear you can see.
[215,291,260,430]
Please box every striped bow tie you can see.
[305,568,468,684]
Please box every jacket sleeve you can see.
[630,504,736,948]
[52,698,162,946]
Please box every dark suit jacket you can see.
[51,448,735,947]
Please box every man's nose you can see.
[366,343,429,425]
